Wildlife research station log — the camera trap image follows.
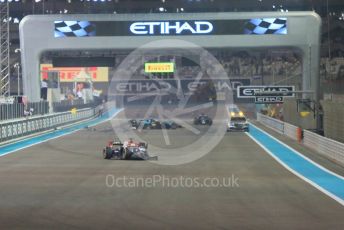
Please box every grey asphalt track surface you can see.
[0,110,343,229]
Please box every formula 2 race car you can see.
[193,114,212,126]
[103,138,158,160]
[161,120,182,129]
[140,119,162,129]
[129,119,139,129]
[130,119,182,130]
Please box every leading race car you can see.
[193,114,213,126]
[103,138,157,160]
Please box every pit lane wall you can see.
[0,108,95,143]
[257,113,344,166]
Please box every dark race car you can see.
[227,116,249,132]
[140,119,162,129]
[193,114,212,126]
[161,120,182,129]
[103,138,157,160]
[130,119,182,130]
[103,139,124,159]
[129,119,139,129]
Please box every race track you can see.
[0,109,343,229]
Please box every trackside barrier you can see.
[257,112,344,166]
[284,122,299,141]
[0,108,95,143]
[256,113,284,134]
[303,130,344,166]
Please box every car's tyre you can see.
[103,147,113,159]
[118,147,124,159]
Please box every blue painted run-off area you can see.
[249,124,344,201]
[0,108,120,157]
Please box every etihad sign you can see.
[130,21,213,35]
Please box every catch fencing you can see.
[0,101,49,121]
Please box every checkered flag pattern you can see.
[244,18,287,35]
[54,21,96,37]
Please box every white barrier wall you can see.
[256,113,284,134]
[0,108,95,143]
[284,122,299,141]
[257,112,344,166]
[303,130,344,166]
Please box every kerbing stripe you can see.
[246,123,344,206]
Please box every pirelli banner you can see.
[40,64,109,82]
[144,62,175,73]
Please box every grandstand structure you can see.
[0,0,342,97]
[0,0,343,139]
[19,12,320,102]
[0,1,10,96]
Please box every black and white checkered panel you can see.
[54,21,96,37]
[244,18,287,35]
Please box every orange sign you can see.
[40,64,109,82]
